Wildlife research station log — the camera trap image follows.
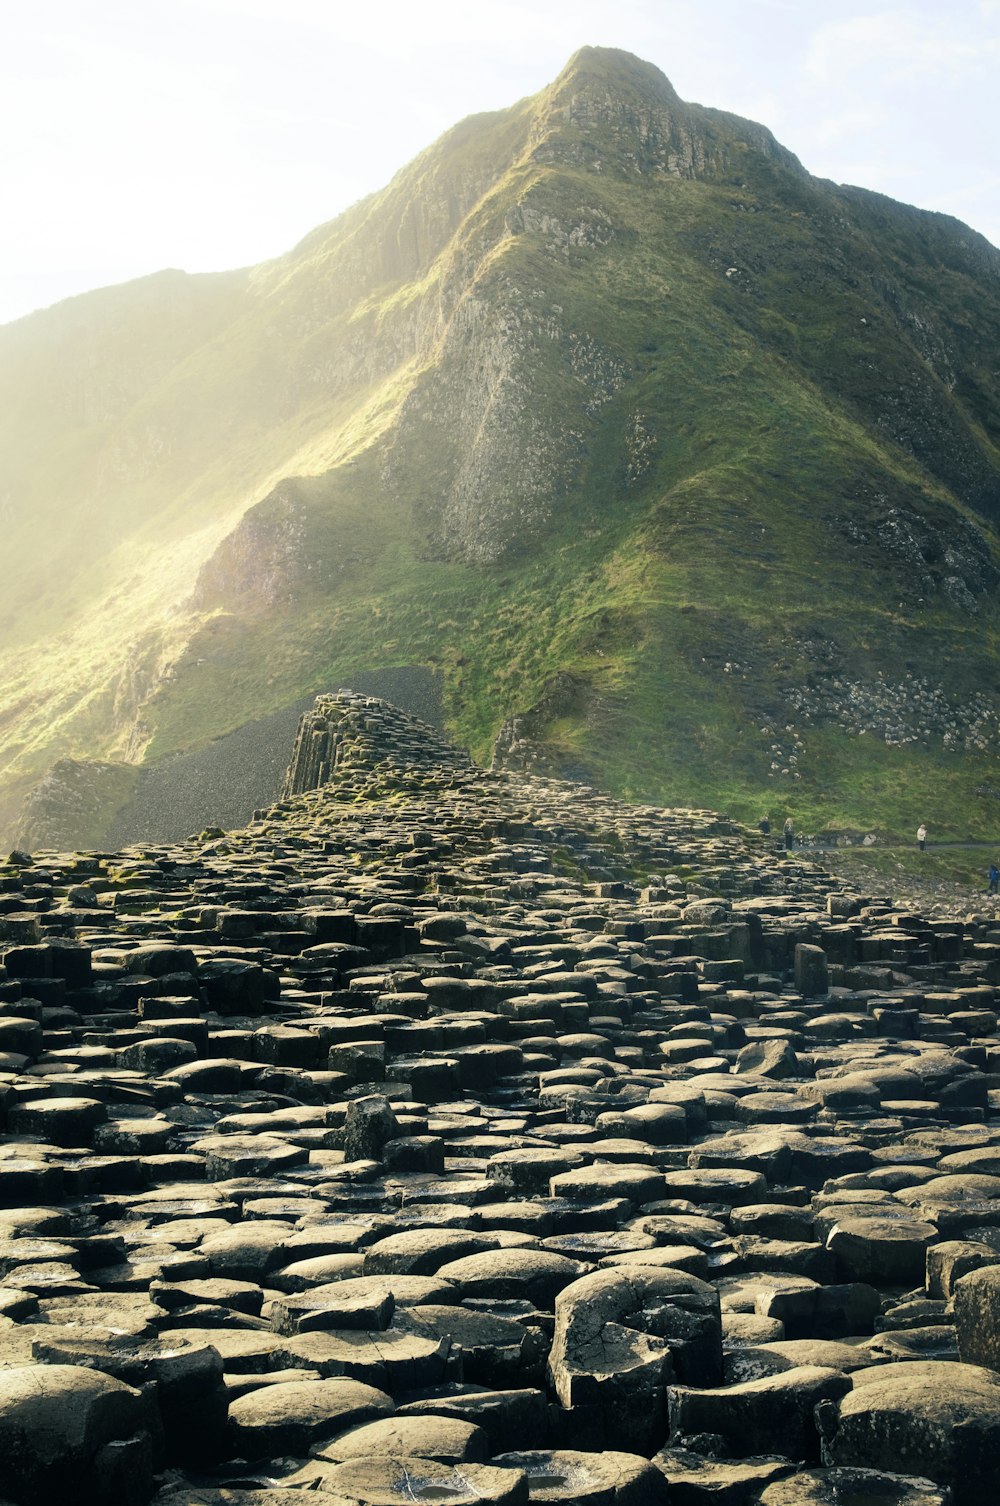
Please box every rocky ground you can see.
[1,691,999,1506]
[819,851,1000,925]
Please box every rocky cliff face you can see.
[3,46,1000,847]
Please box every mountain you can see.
[3,46,1000,849]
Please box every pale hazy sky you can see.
[2,0,998,325]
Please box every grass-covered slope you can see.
[3,47,1000,847]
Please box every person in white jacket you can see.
[916,823,927,851]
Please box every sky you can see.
[2,0,998,326]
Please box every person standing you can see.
[758,815,771,836]
[783,817,794,851]
[916,823,927,852]
[988,863,999,894]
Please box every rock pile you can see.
[0,692,999,1505]
[282,691,471,799]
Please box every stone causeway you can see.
[0,691,997,1505]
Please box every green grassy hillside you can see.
[3,47,1000,847]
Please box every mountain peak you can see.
[553,45,683,108]
[532,45,804,183]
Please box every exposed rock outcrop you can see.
[1,696,1000,1501]
[281,689,470,798]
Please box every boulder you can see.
[0,1363,152,1505]
[549,1267,721,1451]
[817,1360,1000,1504]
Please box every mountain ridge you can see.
[4,46,1000,848]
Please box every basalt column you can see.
[281,689,471,797]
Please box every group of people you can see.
[759,814,1000,897]
[757,814,796,850]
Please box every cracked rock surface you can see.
[0,692,998,1504]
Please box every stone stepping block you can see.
[864,1326,959,1364]
[7,1095,107,1146]
[165,1058,259,1092]
[122,944,199,978]
[0,1237,83,1278]
[228,1376,393,1459]
[811,1198,906,1241]
[730,1204,817,1241]
[549,1164,665,1204]
[281,1327,454,1391]
[599,1244,710,1279]
[280,1220,392,1258]
[631,1212,729,1249]
[397,1386,551,1453]
[647,1085,709,1132]
[29,1332,227,1465]
[252,1026,325,1068]
[937,1146,1000,1177]
[729,1235,832,1284]
[733,1039,801,1077]
[661,1168,767,1206]
[653,1446,793,1503]
[734,1092,818,1126]
[312,1457,529,1506]
[150,1277,265,1316]
[0,1362,153,1505]
[199,1224,292,1281]
[817,1361,1000,1504]
[540,1230,658,1263]
[670,1364,852,1462]
[952,1263,1000,1368]
[361,1229,495,1276]
[4,1260,89,1294]
[169,1326,287,1375]
[469,1198,554,1234]
[190,1135,308,1181]
[41,1290,164,1337]
[317,1413,489,1464]
[383,1135,446,1173]
[0,1155,66,1206]
[0,1287,38,1321]
[223,1367,324,1400]
[271,1276,458,1335]
[486,1148,586,1194]
[594,1104,688,1144]
[492,1449,669,1506]
[271,1253,365,1291]
[0,1016,43,1057]
[434,1249,589,1309]
[902,1172,1000,1207]
[754,1279,882,1340]
[535,1084,607,1121]
[578,1138,666,1166]
[117,1037,198,1073]
[139,1215,236,1253]
[119,1186,241,1224]
[758,1467,950,1505]
[93,1117,177,1155]
[724,1338,886,1383]
[168,1322,444,1393]
[398,1305,547,1388]
[825,1216,939,1285]
[242,1190,338,1218]
[927,1240,993,1301]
